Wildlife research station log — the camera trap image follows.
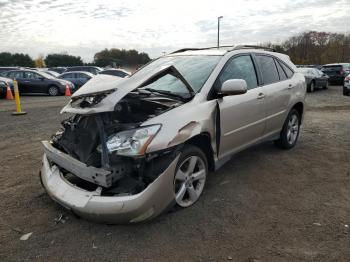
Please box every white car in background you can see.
[344,73,350,96]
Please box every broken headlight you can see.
[104,125,161,156]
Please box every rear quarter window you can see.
[279,61,294,78]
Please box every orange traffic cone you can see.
[6,84,14,100]
[65,84,71,97]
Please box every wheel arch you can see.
[184,133,215,171]
[291,102,304,123]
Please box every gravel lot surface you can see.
[0,86,349,262]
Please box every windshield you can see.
[297,68,314,75]
[132,55,221,93]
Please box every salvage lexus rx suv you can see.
[40,45,306,223]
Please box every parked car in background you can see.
[343,73,350,96]
[0,67,18,74]
[297,67,329,92]
[321,63,350,85]
[2,69,74,96]
[58,71,93,89]
[49,67,67,74]
[0,76,14,97]
[99,68,130,78]
[296,64,322,70]
[40,45,306,223]
[43,70,60,78]
[64,66,103,75]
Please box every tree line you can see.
[0,31,349,67]
[0,49,150,68]
[264,31,350,65]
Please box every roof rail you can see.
[171,48,202,54]
[170,45,235,54]
[170,45,275,54]
[230,45,275,52]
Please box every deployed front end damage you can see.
[40,65,217,223]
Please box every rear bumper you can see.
[328,75,344,83]
[40,141,178,224]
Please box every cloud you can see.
[0,0,349,61]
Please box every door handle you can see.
[257,93,265,99]
[287,84,293,89]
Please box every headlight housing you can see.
[104,125,161,156]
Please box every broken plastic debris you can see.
[54,213,67,224]
[220,180,230,186]
[345,224,349,228]
[227,256,233,260]
[313,222,321,226]
[92,242,98,249]
[20,232,33,241]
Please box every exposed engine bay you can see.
[51,93,183,196]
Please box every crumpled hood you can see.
[71,74,127,97]
[61,64,190,115]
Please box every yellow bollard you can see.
[12,79,26,115]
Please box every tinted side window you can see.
[10,71,24,79]
[280,62,294,78]
[77,73,89,79]
[256,55,279,84]
[218,55,258,90]
[275,60,287,81]
[63,73,74,78]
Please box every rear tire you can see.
[307,81,315,93]
[275,109,301,149]
[48,86,59,96]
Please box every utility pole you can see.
[217,16,223,48]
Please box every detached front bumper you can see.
[40,141,178,224]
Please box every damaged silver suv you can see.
[40,45,306,223]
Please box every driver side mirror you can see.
[39,76,45,80]
[219,79,248,97]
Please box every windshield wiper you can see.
[143,88,187,101]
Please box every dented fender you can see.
[144,95,218,155]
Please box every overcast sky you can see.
[0,0,349,62]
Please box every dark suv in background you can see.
[321,63,350,85]
[64,66,103,75]
[3,69,74,96]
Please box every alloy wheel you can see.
[48,86,58,96]
[174,155,206,207]
[286,113,299,145]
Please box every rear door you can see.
[60,73,76,86]
[255,55,294,136]
[76,73,90,87]
[314,69,328,87]
[217,54,266,158]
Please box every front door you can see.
[217,54,266,159]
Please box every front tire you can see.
[48,86,59,96]
[275,109,301,149]
[173,145,208,208]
